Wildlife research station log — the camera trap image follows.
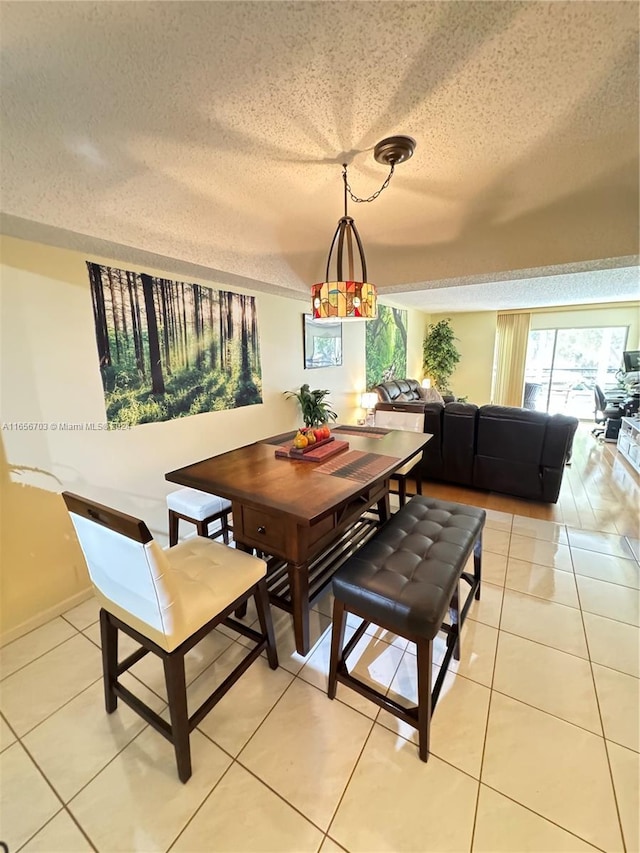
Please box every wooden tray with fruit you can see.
[289,435,335,455]
[274,427,349,462]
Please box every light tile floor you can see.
[1,511,639,852]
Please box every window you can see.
[524,326,628,418]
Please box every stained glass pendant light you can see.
[312,135,416,321]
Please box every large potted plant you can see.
[422,318,461,394]
[285,384,337,427]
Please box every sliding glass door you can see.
[524,326,627,418]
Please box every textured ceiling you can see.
[1,1,638,312]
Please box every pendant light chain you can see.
[342,162,395,205]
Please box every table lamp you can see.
[361,392,378,427]
[422,378,431,389]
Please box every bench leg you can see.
[416,637,433,762]
[473,534,482,600]
[328,599,347,700]
[415,469,423,497]
[448,584,461,662]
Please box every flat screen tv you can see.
[623,350,640,372]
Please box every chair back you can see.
[594,385,606,418]
[375,409,424,432]
[62,492,174,637]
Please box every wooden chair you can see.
[63,491,277,783]
[167,487,232,545]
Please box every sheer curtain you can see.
[493,313,531,406]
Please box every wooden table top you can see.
[166,427,430,525]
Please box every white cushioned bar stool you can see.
[167,487,232,546]
[63,491,277,783]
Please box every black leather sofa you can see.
[374,378,455,405]
[376,399,578,504]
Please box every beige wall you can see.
[424,303,640,405]
[0,236,427,640]
[427,311,498,404]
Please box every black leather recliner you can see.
[417,403,578,503]
[374,378,455,405]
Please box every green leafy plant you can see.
[422,318,461,393]
[285,384,337,427]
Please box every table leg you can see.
[377,489,390,524]
[288,561,310,656]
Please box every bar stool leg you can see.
[163,653,191,783]
[254,579,278,669]
[398,476,407,507]
[221,513,230,545]
[196,520,208,538]
[168,510,179,547]
[100,609,118,713]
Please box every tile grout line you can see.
[476,781,611,853]
[12,735,98,853]
[0,623,85,683]
[571,542,631,853]
[321,633,405,846]
[469,516,510,852]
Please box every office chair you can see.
[523,382,542,410]
[593,385,625,438]
[62,492,277,782]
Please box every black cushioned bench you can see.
[328,495,485,761]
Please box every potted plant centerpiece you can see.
[285,384,337,448]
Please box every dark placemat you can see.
[315,449,400,483]
[332,425,389,439]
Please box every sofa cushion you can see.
[422,403,445,479]
[418,386,445,404]
[475,405,547,464]
[442,403,478,485]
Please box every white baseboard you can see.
[1,586,94,648]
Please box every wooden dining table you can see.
[166,426,431,655]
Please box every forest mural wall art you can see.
[365,305,408,389]
[87,263,262,426]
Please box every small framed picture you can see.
[303,314,342,369]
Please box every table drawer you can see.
[240,506,288,553]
